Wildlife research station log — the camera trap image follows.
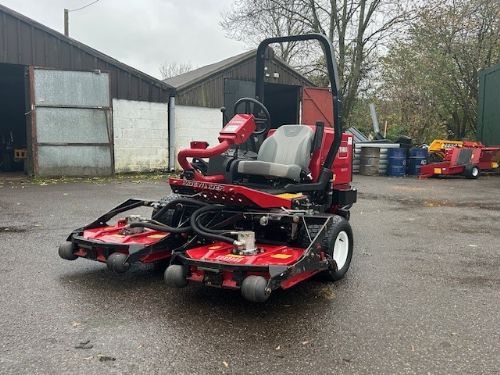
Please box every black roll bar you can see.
[255,34,342,174]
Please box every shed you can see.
[478,63,500,146]
[0,4,175,176]
[164,49,323,166]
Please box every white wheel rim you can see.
[333,231,349,270]
[472,168,478,176]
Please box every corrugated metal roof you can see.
[164,49,314,90]
[165,51,254,89]
[346,127,369,143]
[0,4,175,101]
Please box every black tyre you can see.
[152,194,181,225]
[241,275,270,303]
[299,215,353,281]
[106,252,130,273]
[164,265,188,288]
[58,241,77,260]
[464,164,479,179]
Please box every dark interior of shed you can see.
[0,63,27,173]
[223,79,301,129]
[263,83,300,128]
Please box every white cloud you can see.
[1,0,247,78]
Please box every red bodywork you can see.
[177,114,256,182]
[186,242,320,289]
[169,177,295,208]
[420,142,500,178]
[169,130,353,210]
[73,220,172,263]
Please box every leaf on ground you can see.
[97,354,116,362]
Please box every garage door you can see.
[29,67,113,176]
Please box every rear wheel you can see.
[299,215,354,281]
[464,164,479,179]
[152,194,181,225]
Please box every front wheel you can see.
[320,216,354,281]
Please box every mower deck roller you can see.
[60,33,357,302]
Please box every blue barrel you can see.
[408,147,428,175]
[387,148,407,176]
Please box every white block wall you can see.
[113,99,169,172]
[174,105,223,168]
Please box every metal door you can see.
[28,67,113,176]
[478,64,500,146]
[301,87,333,127]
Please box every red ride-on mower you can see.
[163,34,357,302]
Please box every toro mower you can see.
[59,34,357,302]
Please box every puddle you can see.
[0,226,27,233]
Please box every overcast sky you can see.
[1,0,248,79]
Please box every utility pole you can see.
[63,1,100,37]
[64,8,69,36]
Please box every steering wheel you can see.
[233,97,271,135]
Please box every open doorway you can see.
[0,63,27,175]
[263,83,300,128]
[223,79,301,129]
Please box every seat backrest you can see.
[258,125,314,169]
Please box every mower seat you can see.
[237,125,314,182]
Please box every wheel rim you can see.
[333,231,349,270]
[472,167,478,177]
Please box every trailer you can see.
[420,142,500,178]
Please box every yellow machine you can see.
[427,139,464,162]
[428,139,464,152]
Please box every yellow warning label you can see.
[271,254,292,259]
[434,168,442,174]
[276,193,303,199]
[148,234,166,239]
[208,245,223,250]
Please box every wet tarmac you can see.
[0,175,499,374]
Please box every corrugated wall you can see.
[478,64,500,146]
[176,56,313,108]
[0,5,173,102]
[32,68,113,176]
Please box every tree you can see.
[381,0,500,141]
[159,62,193,80]
[222,0,415,125]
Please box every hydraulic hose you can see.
[128,198,209,233]
[194,211,237,234]
[152,197,208,222]
[190,205,238,245]
[128,221,189,233]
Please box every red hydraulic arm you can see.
[177,114,256,182]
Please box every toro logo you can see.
[183,180,224,191]
[215,254,244,263]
